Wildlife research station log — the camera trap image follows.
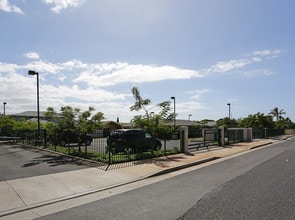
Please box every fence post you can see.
[247,128,252,142]
[180,126,188,153]
[219,126,225,147]
[108,146,111,165]
[164,139,167,156]
[43,129,47,148]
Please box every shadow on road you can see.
[22,154,85,167]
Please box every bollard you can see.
[180,126,188,153]
[219,126,225,147]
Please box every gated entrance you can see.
[187,128,222,151]
[204,129,222,146]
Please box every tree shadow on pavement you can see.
[22,154,85,168]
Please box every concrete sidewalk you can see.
[0,139,279,217]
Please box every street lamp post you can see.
[28,70,40,137]
[227,103,231,119]
[171,96,176,130]
[3,102,6,116]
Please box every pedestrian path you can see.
[0,139,279,218]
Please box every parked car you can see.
[106,129,162,153]
[59,131,93,146]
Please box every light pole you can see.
[3,102,6,117]
[227,103,231,119]
[171,96,176,130]
[188,114,192,120]
[28,70,40,137]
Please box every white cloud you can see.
[203,49,282,75]
[0,62,19,74]
[23,52,40,60]
[177,101,208,114]
[42,0,85,13]
[0,49,282,121]
[188,89,210,100]
[253,49,282,57]
[24,61,61,75]
[74,63,203,87]
[242,69,274,78]
[0,0,23,14]
[0,0,86,14]
[41,84,128,103]
[1,49,281,87]
[210,59,252,73]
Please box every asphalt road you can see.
[36,138,295,220]
[180,138,295,219]
[0,143,89,181]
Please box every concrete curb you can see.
[149,156,221,177]
[248,141,273,150]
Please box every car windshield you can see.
[109,131,124,137]
[145,133,152,138]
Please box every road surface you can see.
[0,143,89,181]
[36,138,295,219]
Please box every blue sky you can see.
[1,0,294,123]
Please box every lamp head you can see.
[28,70,38,75]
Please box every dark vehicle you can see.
[59,131,92,146]
[106,129,162,153]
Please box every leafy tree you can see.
[77,106,105,133]
[0,116,16,135]
[0,116,40,135]
[44,106,59,130]
[130,87,151,114]
[15,119,39,131]
[130,87,174,137]
[274,117,294,129]
[269,107,286,121]
[238,112,274,129]
[215,117,238,128]
[44,106,105,135]
[90,111,105,131]
[59,106,79,131]
[77,106,94,133]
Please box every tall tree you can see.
[129,87,151,114]
[269,107,286,121]
[44,106,105,134]
[129,87,174,136]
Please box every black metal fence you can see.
[252,128,285,139]
[0,129,46,146]
[187,129,221,151]
[225,129,244,144]
[2,127,288,165]
[1,129,181,165]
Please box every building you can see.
[8,111,47,121]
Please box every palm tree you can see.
[269,107,286,121]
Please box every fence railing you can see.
[252,128,285,139]
[225,129,244,145]
[2,127,289,165]
[2,129,181,165]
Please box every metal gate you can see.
[188,129,221,151]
